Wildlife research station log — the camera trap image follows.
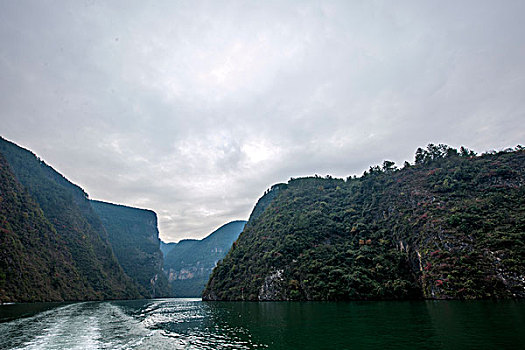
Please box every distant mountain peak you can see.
[162,220,247,297]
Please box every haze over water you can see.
[1,298,523,349]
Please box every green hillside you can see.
[163,220,246,297]
[0,137,141,301]
[91,200,171,297]
[0,152,90,302]
[203,145,525,301]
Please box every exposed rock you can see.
[259,269,286,301]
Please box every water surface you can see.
[0,298,523,349]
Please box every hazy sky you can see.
[1,1,524,242]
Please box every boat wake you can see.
[0,299,266,349]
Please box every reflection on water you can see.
[0,298,523,349]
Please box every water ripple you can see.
[0,299,267,350]
[3,299,522,349]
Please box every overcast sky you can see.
[1,1,524,242]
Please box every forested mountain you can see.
[246,184,284,225]
[0,152,88,302]
[203,145,525,301]
[91,200,171,298]
[0,137,141,301]
[163,220,246,296]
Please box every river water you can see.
[0,298,523,349]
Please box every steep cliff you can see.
[163,220,246,296]
[91,200,171,297]
[0,137,141,301]
[203,146,525,301]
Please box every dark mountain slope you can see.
[0,137,141,300]
[164,220,246,296]
[203,146,525,301]
[91,200,171,297]
[0,153,88,302]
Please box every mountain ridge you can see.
[0,136,175,301]
[163,220,246,297]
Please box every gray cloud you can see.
[1,0,524,241]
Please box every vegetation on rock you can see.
[163,220,246,297]
[0,137,141,301]
[203,145,525,301]
[0,153,89,302]
[91,200,171,298]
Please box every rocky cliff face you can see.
[163,220,246,297]
[91,200,171,298]
[203,147,525,301]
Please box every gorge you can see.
[1,137,523,303]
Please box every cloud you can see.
[1,0,524,241]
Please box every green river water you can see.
[0,298,523,349]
